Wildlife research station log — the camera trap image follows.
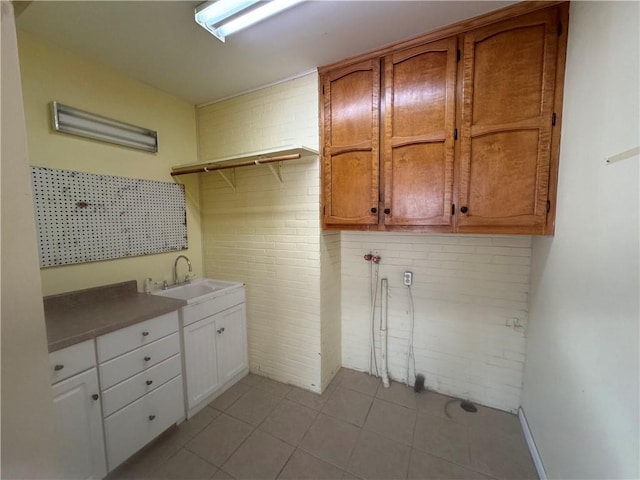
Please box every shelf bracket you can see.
[214,168,236,191]
[260,159,283,184]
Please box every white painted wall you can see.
[1,3,58,476]
[342,232,532,412]
[321,231,342,390]
[522,2,639,478]
[198,74,341,392]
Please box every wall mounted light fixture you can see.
[195,0,304,42]
[51,102,158,153]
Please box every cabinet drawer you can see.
[182,288,245,326]
[97,311,179,362]
[104,375,184,472]
[50,339,96,384]
[99,333,180,390]
[102,353,182,417]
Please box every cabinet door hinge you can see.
[456,49,461,62]
[454,128,458,140]
[451,204,455,215]
[546,200,551,214]
[552,113,556,126]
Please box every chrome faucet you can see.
[173,255,192,285]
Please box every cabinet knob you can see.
[54,364,64,371]
[142,331,150,337]
[384,208,390,214]
[144,356,151,362]
[460,206,468,213]
[92,394,99,401]
[370,207,377,213]
[148,415,156,421]
[146,380,153,386]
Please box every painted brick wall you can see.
[320,231,342,390]
[198,73,340,392]
[198,72,533,410]
[341,231,531,412]
[197,74,318,160]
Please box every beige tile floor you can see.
[106,368,537,480]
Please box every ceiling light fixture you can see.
[195,0,304,42]
[51,102,158,153]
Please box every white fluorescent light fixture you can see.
[51,102,158,153]
[195,0,304,42]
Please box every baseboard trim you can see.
[518,407,547,480]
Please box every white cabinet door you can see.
[183,315,220,409]
[216,303,248,385]
[52,368,107,480]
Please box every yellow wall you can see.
[17,31,203,296]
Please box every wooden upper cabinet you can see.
[319,2,567,234]
[456,7,562,233]
[321,60,380,226]
[382,38,457,227]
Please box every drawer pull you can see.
[142,331,150,337]
[54,364,64,371]
[92,394,99,401]
[148,415,156,421]
[217,327,225,334]
[144,356,151,362]
[146,380,153,386]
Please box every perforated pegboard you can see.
[31,167,187,267]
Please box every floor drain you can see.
[460,400,478,413]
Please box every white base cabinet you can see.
[50,342,107,480]
[49,312,186,479]
[103,375,184,470]
[182,286,248,417]
[97,311,184,472]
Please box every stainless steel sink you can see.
[152,278,242,304]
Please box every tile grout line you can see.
[341,381,378,477]
[272,445,297,480]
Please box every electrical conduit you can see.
[380,278,390,388]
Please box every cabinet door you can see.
[382,37,457,226]
[456,7,560,233]
[183,316,220,409]
[322,59,380,226]
[215,304,248,384]
[52,368,107,480]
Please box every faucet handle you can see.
[155,280,169,290]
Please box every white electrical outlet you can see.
[403,271,413,286]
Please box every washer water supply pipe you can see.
[380,278,390,388]
[406,280,416,387]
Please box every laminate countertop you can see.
[44,280,186,352]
